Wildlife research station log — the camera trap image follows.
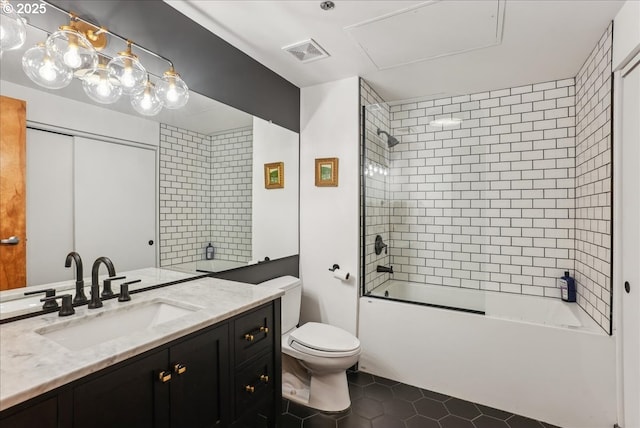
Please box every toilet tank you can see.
[258,276,302,333]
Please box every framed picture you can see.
[264,162,284,189]
[315,157,339,187]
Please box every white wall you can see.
[612,0,640,71]
[252,117,299,261]
[0,80,159,146]
[299,76,360,335]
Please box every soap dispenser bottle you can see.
[558,271,576,302]
[205,243,215,260]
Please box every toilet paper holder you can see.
[328,264,350,281]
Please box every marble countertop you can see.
[0,268,201,320]
[0,276,283,411]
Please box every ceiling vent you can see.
[282,39,330,63]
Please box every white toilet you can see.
[259,276,361,412]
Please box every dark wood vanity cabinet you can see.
[73,324,229,428]
[231,303,280,427]
[0,396,61,428]
[0,299,281,428]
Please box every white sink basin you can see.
[37,300,199,351]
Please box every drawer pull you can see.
[243,326,269,342]
[260,374,269,383]
[158,371,172,383]
[245,385,255,393]
[173,363,187,375]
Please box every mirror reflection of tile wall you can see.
[159,124,253,267]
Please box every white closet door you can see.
[74,137,156,273]
[26,128,74,285]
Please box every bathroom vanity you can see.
[0,276,283,428]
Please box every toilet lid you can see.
[288,322,360,353]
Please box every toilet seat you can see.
[288,322,361,358]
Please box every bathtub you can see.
[359,281,617,428]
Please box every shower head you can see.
[377,128,400,148]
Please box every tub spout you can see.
[376,265,393,274]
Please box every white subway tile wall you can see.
[210,128,253,262]
[386,77,577,299]
[359,23,613,332]
[574,23,613,331]
[159,124,253,267]
[160,124,212,266]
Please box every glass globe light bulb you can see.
[45,24,97,77]
[131,80,163,116]
[156,67,189,109]
[62,42,82,69]
[0,0,26,54]
[82,62,122,105]
[38,58,57,81]
[107,45,147,95]
[120,64,136,88]
[22,43,73,89]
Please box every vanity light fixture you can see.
[0,0,26,55]
[21,42,73,89]
[16,0,189,116]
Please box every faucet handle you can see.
[102,276,126,298]
[25,289,59,310]
[41,295,75,317]
[118,280,140,302]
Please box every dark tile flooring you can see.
[280,371,562,428]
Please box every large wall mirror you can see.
[0,23,299,302]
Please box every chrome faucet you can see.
[88,257,116,309]
[65,252,87,304]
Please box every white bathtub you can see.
[359,281,617,428]
[367,280,599,331]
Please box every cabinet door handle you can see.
[245,385,255,393]
[260,374,269,384]
[173,363,187,375]
[244,333,254,342]
[158,371,172,383]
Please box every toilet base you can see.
[308,370,351,412]
[281,354,352,413]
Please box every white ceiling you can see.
[166,0,625,103]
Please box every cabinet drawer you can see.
[234,304,273,365]
[234,352,274,418]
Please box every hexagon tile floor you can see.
[280,371,562,428]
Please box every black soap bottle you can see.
[558,271,576,302]
[205,243,215,260]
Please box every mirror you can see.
[0,25,299,308]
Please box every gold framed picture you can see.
[264,162,284,189]
[315,157,339,187]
